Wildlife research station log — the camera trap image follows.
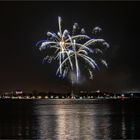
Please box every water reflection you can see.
[35,104,112,139]
[0,100,38,139]
[121,109,126,139]
[0,99,140,139]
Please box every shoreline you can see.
[0,98,140,105]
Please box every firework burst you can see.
[36,16,109,83]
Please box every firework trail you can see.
[36,16,109,83]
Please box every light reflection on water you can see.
[0,99,140,139]
[34,103,119,139]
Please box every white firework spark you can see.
[57,39,100,81]
[36,16,109,82]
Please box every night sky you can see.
[0,1,140,92]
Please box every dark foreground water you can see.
[0,99,140,139]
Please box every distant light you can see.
[96,90,100,93]
[16,91,23,95]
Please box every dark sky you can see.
[0,1,140,92]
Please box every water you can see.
[0,99,140,139]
